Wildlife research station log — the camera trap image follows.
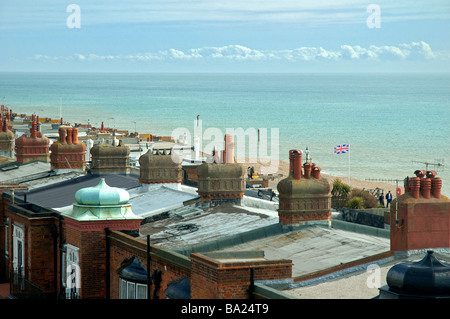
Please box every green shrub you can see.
[348,188,378,208]
[346,197,364,209]
[331,178,351,209]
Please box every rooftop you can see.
[0,161,54,184]
[138,201,279,251]
[218,222,391,279]
[284,250,450,299]
[127,184,200,218]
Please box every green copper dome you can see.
[65,178,140,222]
[75,178,130,206]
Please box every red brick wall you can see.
[391,196,450,251]
[0,194,10,280]
[81,231,107,298]
[1,193,295,300]
[108,231,191,299]
[190,253,292,299]
[1,201,61,296]
[183,166,199,182]
[27,218,59,293]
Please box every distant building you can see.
[90,140,130,175]
[15,115,50,164]
[50,126,86,172]
[0,117,14,158]
[277,149,332,229]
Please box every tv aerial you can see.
[412,159,445,172]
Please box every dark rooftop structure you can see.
[15,173,141,209]
[378,250,450,299]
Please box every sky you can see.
[0,0,449,73]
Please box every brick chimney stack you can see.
[391,169,449,252]
[278,149,331,228]
[197,137,245,205]
[15,115,50,164]
[50,125,86,171]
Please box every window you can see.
[4,217,9,258]
[137,284,147,299]
[12,224,24,276]
[127,281,135,299]
[117,255,148,299]
[119,278,147,299]
[64,244,80,299]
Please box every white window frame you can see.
[12,224,24,276]
[4,217,9,258]
[119,278,147,299]
[65,244,80,299]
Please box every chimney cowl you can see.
[426,171,437,179]
[414,170,426,178]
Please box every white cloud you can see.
[340,41,437,60]
[33,42,446,64]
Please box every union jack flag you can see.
[334,144,349,154]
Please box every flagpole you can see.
[348,145,350,186]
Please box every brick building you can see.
[1,140,449,300]
[0,177,292,299]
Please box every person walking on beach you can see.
[386,191,393,208]
[379,192,385,207]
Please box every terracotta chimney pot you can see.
[404,177,413,193]
[411,177,420,199]
[31,120,37,138]
[59,127,66,143]
[312,166,321,179]
[289,150,295,175]
[431,177,442,199]
[304,162,312,179]
[293,150,302,180]
[72,127,79,144]
[66,127,73,144]
[421,178,431,199]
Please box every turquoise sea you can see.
[1,72,449,195]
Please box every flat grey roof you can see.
[138,202,279,249]
[128,185,200,217]
[0,161,53,184]
[219,224,391,278]
[283,250,450,299]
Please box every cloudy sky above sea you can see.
[0,0,449,72]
